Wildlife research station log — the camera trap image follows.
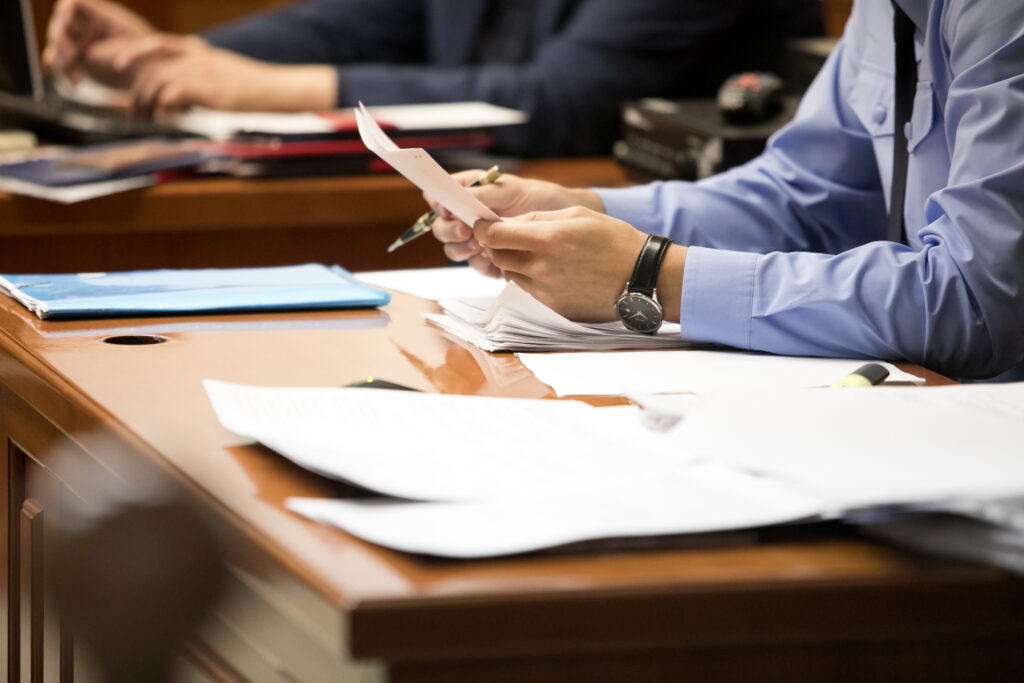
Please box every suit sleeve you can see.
[201,0,426,67]
[334,0,791,156]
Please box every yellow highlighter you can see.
[832,363,890,387]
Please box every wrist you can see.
[566,187,605,213]
[265,64,337,111]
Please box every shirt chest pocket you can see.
[848,68,938,198]
[849,68,895,138]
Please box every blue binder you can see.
[0,264,390,320]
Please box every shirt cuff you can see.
[594,185,667,235]
[679,246,758,349]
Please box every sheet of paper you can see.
[169,101,528,140]
[286,462,824,558]
[362,102,527,129]
[675,382,1024,509]
[204,380,683,503]
[519,349,923,396]
[355,102,499,227]
[356,266,506,302]
[424,282,694,352]
[0,174,154,203]
[162,108,335,140]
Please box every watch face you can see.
[616,292,663,333]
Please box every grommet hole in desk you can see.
[102,335,169,345]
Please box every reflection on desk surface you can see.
[38,311,390,337]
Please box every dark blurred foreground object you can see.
[50,467,225,683]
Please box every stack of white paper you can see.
[204,379,825,557]
[204,379,1024,558]
[287,465,823,558]
[205,380,676,501]
[424,283,694,352]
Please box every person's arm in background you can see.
[122,0,426,113]
[199,0,425,69]
[332,0,819,156]
[44,0,427,112]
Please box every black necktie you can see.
[888,2,916,245]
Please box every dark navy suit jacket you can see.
[204,0,821,156]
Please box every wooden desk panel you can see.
[0,283,1021,680]
[0,158,629,273]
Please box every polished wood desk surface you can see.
[0,158,629,273]
[1,278,1022,680]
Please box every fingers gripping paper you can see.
[355,103,499,225]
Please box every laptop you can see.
[0,0,188,142]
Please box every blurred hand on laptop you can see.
[43,0,336,115]
[43,0,153,84]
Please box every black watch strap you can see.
[627,235,672,296]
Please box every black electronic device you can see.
[716,72,784,125]
[614,95,798,182]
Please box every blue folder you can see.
[0,264,390,320]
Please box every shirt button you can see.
[904,121,914,140]
[872,105,887,124]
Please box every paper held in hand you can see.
[355,102,500,226]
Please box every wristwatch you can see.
[616,234,672,334]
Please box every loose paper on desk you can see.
[205,379,1024,557]
[286,463,823,558]
[677,382,1024,509]
[355,102,499,227]
[425,282,694,351]
[519,349,923,396]
[204,379,678,501]
[203,379,824,557]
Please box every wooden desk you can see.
[1,289,1022,681]
[0,158,628,274]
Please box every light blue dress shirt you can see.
[596,0,1024,380]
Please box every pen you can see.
[387,165,501,253]
[832,363,890,387]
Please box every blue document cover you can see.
[0,264,390,320]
